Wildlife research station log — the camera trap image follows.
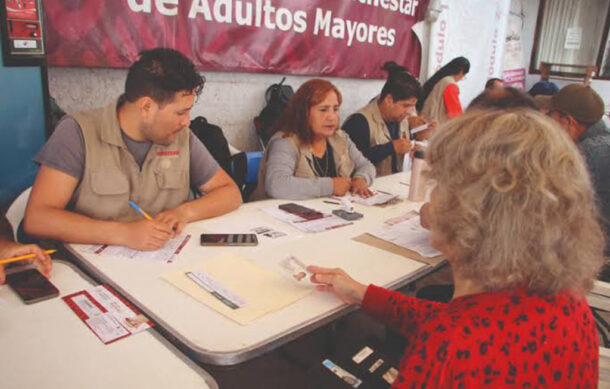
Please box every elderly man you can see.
[548,84,610,254]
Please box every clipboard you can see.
[352,233,445,266]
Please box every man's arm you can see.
[24,166,173,250]
[155,168,242,232]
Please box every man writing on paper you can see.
[343,62,432,177]
[25,48,242,251]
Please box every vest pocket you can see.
[91,170,129,195]
[155,169,187,189]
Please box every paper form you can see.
[261,207,352,233]
[80,234,190,263]
[369,216,441,258]
[63,285,152,344]
[337,191,398,206]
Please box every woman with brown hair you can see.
[253,79,375,200]
[309,109,604,388]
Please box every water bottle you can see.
[408,149,428,202]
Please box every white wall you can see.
[519,0,610,113]
[48,67,384,152]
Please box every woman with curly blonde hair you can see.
[309,109,604,388]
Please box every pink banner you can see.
[42,0,428,79]
[502,68,526,90]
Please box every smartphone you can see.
[200,233,258,246]
[278,203,324,220]
[332,209,363,221]
[6,268,59,304]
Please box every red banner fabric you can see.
[43,0,428,79]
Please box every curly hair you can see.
[426,109,605,294]
[273,79,342,144]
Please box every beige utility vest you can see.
[354,100,409,177]
[421,76,456,124]
[252,130,355,200]
[71,99,190,222]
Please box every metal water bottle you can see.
[408,149,428,202]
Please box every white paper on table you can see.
[369,216,441,257]
[338,191,398,206]
[86,314,130,344]
[80,234,190,263]
[260,206,304,223]
[87,285,151,334]
[290,214,352,232]
[384,210,419,226]
[261,206,351,233]
[206,217,302,241]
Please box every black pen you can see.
[323,200,340,205]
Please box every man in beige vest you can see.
[343,63,423,177]
[24,48,242,251]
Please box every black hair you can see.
[467,87,537,111]
[124,48,205,106]
[418,56,470,111]
[379,61,422,102]
[485,78,503,89]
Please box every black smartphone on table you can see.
[6,268,59,304]
[332,209,364,221]
[278,203,324,220]
[200,233,258,246]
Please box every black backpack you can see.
[189,116,232,176]
[254,77,294,149]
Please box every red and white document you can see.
[63,285,152,344]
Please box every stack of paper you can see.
[369,217,441,258]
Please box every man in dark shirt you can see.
[342,64,424,176]
[548,84,610,255]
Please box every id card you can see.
[280,255,312,283]
[382,367,399,384]
[322,359,362,388]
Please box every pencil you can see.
[129,200,153,220]
[323,200,340,205]
[0,249,57,266]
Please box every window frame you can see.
[529,0,610,80]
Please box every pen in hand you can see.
[128,201,153,221]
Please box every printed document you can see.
[369,216,441,257]
[79,234,190,263]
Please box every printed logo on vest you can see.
[156,150,180,157]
